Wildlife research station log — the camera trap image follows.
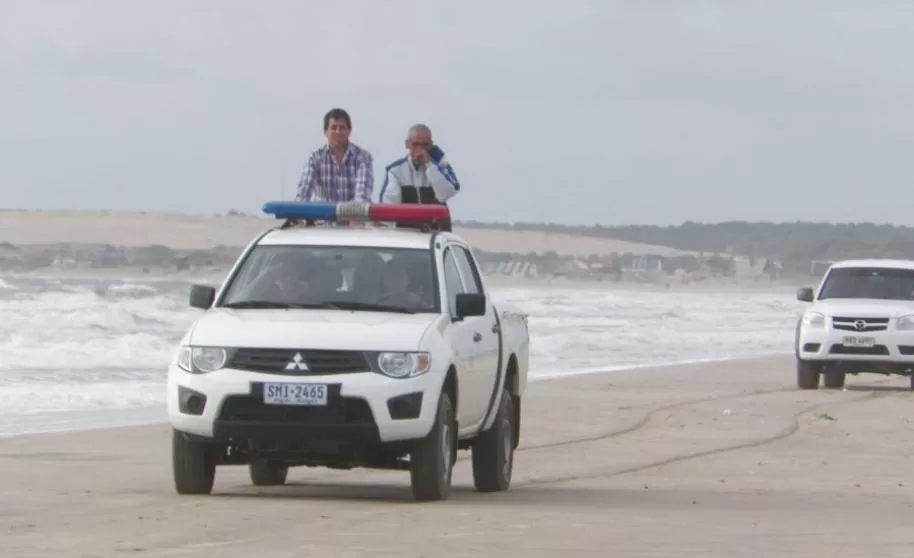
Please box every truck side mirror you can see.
[189,284,216,309]
[796,287,814,302]
[455,293,486,319]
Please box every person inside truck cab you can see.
[247,252,341,303]
[347,251,387,299]
[380,260,422,306]
[379,254,435,309]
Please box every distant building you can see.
[626,254,663,272]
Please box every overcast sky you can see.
[1,0,912,226]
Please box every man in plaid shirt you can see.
[295,108,374,204]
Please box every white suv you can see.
[795,259,914,389]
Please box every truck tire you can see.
[172,429,216,495]
[471,388,515,492]
[249,460,289,486]
[409,392,456,502]
[822,369,846,389]
[796,358,821,390]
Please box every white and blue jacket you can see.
[377,146,460,206]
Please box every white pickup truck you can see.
[166,202,530,501]
[795,259,914,390]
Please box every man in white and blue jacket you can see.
[377,124,460,231]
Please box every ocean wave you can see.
[0,277,803,434]
[0,278,193,371]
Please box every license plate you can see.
[263,383,328,406]
[842,335,876,348]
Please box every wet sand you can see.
[3,356,914,557]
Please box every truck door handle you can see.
[473,332,482,342]
[491,323,500,334]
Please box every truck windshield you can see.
[218,245,440,314]
[818,267,914,301]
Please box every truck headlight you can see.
[897,315,914,331]
[801,311,825,328]
[377,352,431,378]
[176,346,231,374]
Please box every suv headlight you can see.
[897,315,914,331]
[176,346,232,374]
[801,311,826,328]
[377,352,431,378]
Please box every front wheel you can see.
[172,429,216,495]
[409,392,456,502]
[471,388,515,492]
[796,358,821,390]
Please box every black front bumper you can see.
[184,383,422,467]
[212,382,381,445]
[213,420,380,443]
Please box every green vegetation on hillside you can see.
[456,219,914,273]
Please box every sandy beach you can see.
[3,356,913,557]
[0,209,697,257]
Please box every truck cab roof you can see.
[256,226,465,250]
[829,259,914,271]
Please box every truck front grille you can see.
[227,348,370,375]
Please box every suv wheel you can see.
[797,358,822,390]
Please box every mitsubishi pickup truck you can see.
[165,201,530,501]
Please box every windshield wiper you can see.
[321,300,415,314]
[221,300,341,310]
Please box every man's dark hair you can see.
[323,108,352,131]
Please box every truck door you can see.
[449,243,501,425]
[440,246,482,430]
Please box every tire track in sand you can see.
[513,387,894,488]
[457,378,896,466]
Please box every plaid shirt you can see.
[295,143,374,203]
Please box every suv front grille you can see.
[831,316,889,332]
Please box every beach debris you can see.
[817,412,836,421]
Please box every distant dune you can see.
[0,209,695,257]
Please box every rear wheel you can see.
[796,358,821,390]
[822,368,845,389]
[471,388,515,492]
[409,392,456,502]
[249,460,289,486]
[172,429,216,495]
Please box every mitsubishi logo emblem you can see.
[284,352,310,371]
[854,320,867,331]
